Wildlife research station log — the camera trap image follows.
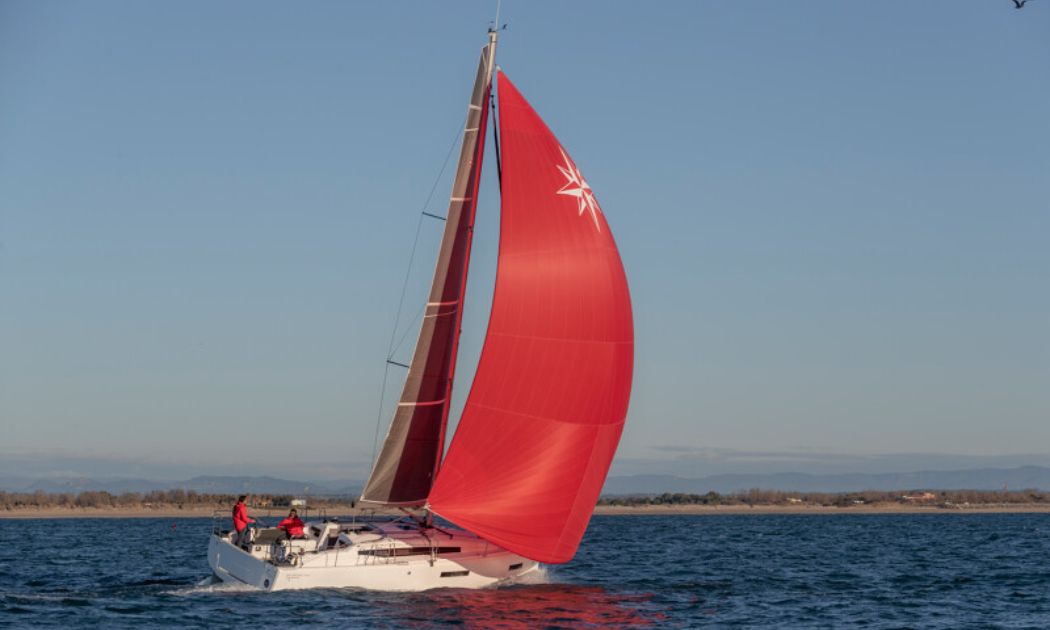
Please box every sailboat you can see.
[208,26,633,592]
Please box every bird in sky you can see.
[1011,0,1033,8]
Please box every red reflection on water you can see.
[391,584,666,629]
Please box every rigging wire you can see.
[367,121,466,476]
[390,302,426,359]
[491,97,502,187]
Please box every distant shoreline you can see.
[0,504,382,520]
[593,504,1050,515]
[4,503,1050,519]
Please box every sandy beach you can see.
[3,503,1050,519]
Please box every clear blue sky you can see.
[1,1,1047,481]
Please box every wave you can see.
[162,576,258,596]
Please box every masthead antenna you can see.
[486,0,500,74]
[488,0,507,36]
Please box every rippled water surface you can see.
[2,514,1050,627]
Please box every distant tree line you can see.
[0,490,349,510]
[4,488,1048,511]
[598,488,1050,508]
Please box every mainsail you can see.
[428,71,634,563]
[360,35,497,505]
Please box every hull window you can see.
[440,570,470,578]
[358,546,461,557]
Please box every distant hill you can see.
[178,476,330,495]
[23,476,168,495]
[0,475,360,497]
[7,466,1050,498]
[602,466,1050,495]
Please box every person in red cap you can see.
[278,508,305,539]
[232,495,255,546]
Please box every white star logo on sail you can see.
[555,148,602,231]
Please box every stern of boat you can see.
[208,531,279,590]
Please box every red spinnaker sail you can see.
[428,71,634,564]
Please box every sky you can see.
[1,1,1048,482]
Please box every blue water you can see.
[2,514,1049,628]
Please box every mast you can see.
[360,31,497,506]
[432,28,499,485]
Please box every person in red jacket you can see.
[232,495,255,545]
[278,508,305,539]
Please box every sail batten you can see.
[360,35,497,506]
[428,71,634,563]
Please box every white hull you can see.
[208,519,538,592]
